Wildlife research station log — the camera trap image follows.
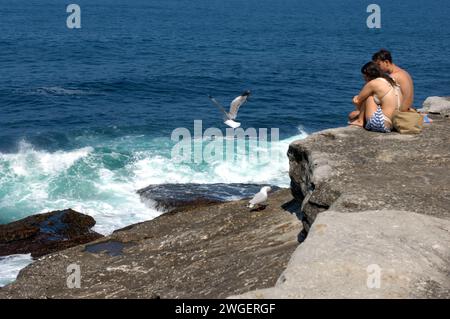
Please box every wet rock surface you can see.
[138,183,280,212]
[0,209,103,258]
[0,189,300,299]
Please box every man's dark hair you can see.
[372,49,393,63]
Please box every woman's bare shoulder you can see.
[365,79,380,88]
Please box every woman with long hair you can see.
[349,61,402,133]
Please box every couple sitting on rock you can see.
[349,49,414,133]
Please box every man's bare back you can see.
[372,49,414,111]
[390,66,414,111]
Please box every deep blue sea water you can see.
[0,0,449,242]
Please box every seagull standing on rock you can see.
[247,186,271,209]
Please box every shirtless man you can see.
[372,49,414,111]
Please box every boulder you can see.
[287,114,450,234]
[420,96,450,116]
[0,209,103,258]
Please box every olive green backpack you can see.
[392,109,424,134]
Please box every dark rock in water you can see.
[137,183,280,212]
[0,209,103,258]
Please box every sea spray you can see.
[0,254,33,287]
[0,129,308,235]
[171,120,281,165]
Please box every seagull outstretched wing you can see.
[208,95,231,120]
[228,95,248,120]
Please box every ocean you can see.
[1,0,450,284]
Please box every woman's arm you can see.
[353,81,374,106]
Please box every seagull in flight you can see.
[208,90,251,128]
[247,186,271,209]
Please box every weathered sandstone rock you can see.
[420,96,450,116]
[231,210,450,299]
[0,189,300,298]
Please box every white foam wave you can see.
[0,129,308,234]
[1,141,93,177]
[34,86,91,96]
[0,141,160,235]
[0,254,33,287]
[131,128,308,188]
